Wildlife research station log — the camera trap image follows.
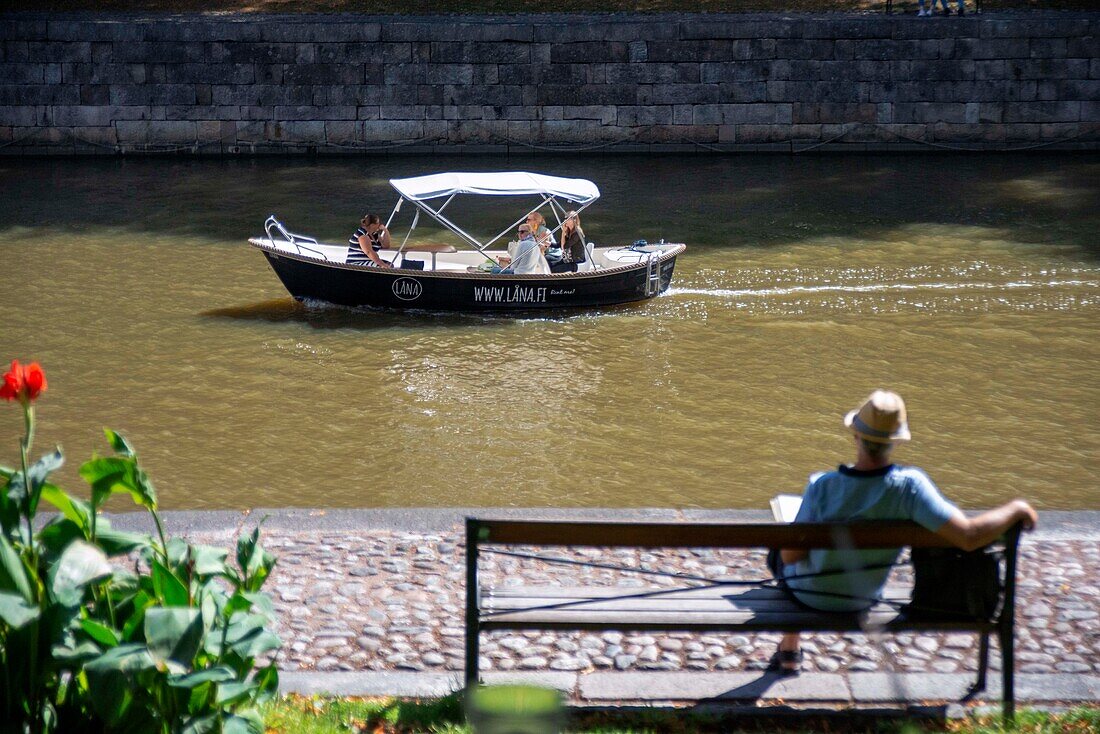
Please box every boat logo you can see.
[392,277,423,301]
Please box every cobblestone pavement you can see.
[181,527,1099,678]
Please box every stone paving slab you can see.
[277,671,1100,706]
[280,671,463,698]
[484,672,579,694]
[848,673,985,703]
[579,671,851,702]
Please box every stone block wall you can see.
[0,12,1097,154]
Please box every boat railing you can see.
[264,215,328,260]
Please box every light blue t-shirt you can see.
[783,464,958,612]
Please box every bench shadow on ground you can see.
[566,703,952,732]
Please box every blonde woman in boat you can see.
[525,211,553,252]
[550,210,587,273]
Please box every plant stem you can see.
[151,508,170,565]
[17,402,43,732]
[18,405,34,552]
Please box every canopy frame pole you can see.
[436,193,457,213]
[549,198,565,227]
[404,192,599,262]
[390,209,420,266]
[481,195,557,251]
[542,198,598,245]
[383,197,403,230]
[409,199,493,254]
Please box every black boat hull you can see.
[257,248,681,312]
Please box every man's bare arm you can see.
[934,499,1038,552]
[781,548,808,564]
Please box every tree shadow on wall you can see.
[1,152,1098,259]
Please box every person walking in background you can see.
[918,0,965,15]
[767,390,1037,675]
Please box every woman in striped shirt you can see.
[347,214,394,268]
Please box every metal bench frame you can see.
[465,518,1021,722]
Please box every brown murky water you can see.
[1,154,1097,510]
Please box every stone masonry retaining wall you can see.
[1,12,1098,155]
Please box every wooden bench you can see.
[464,519,1022,721]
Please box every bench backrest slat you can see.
[472,519,956,549]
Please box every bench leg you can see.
[465,623,480,689]
[465,518,481,690]
[1000,625,1015,725]
[975,632,989,691]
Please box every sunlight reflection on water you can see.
[0,154,1097,511]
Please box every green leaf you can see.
[144,607,204,666]
[179,714,220,734]
[166,537,190,568]
[252,663,279,702]
[241,591,275,617]
[80,456,155,511]
[0,532,33,601]
[51,639,102,665]
[135,469,158,509]
[39,483,91,531]
[121,590,152,641]
[7,447,64,514]
[191,545,228,577]
[84,644,153,725]
[81,618,120,647]
[37,517,86,562]
[218,613,280,659]
[0,589,39,628]
[48,540,112,607]
[236,527,275,592]
[168,665,237,689]
[0,463,14,478]
[96,526,152,557]
[86,642,156,674]
[104,428,135,458]
[151,558,190,606]
[224,710,265,734]
[214,680,255,707]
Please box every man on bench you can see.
[769,389,1039,675]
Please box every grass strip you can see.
[262,695,1100,734]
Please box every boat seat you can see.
[403,243,457,254]
[396,243,458,271]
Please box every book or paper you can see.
[770,494,803,523]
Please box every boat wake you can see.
[667,279,1097,300]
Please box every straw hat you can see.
[844,390,911,443]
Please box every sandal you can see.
[766,649,803,676]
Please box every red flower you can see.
[1,360,47,402]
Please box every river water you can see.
[1,154,1096,510]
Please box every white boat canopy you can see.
[389,172,600,205]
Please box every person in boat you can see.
[548,210,587,274]
[347,214,393,268]
[525,211,553,251]
[768,389,1038,675]
[496,223,549,275]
